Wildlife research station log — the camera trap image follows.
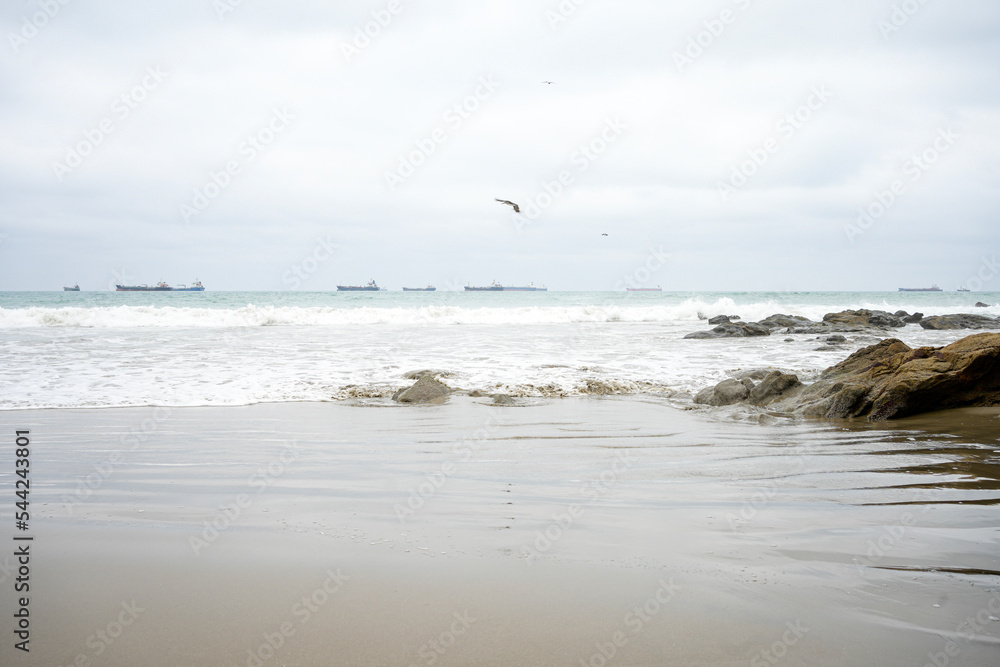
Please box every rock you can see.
[919,314,1000,330]
[694,378,750,406]
[975,302,991,308]
[894,310,909,318]
[902,312,923,324]
[771,333,1000,420]
[684,322,771,339]
[758,314,814,329]
[748,372,802,406]
[491,394,517,406]
[734,369,773,382]
[708,315,735,325]
[826,335,847,344]
[823,309,904,329]
[392,376,451,403]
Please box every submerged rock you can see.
[772,333,1000,420]
[491,394,517,406]
[392,376,452,403]
[975,302,991,308]
[758,314,814,329]
[748,372,802,406]
[823,309,905,329]
[694,378,750,406]
[684,322,771,339]
[919,314,1000,330]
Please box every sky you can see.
[1,0,999,292]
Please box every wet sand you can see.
[1,398,999,665]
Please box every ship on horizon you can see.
[63,284,80,291]
[402,285,436,291]
[464,281,547,291]
[116,280,204,292]
[626,286,662,292]
[898,285,942,292]
[337,280,381,291]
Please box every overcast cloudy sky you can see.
[1,0,998,291]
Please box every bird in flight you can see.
[542,81,555,85]
[496,198,521,213]
[602,233,608,236]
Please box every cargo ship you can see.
[63,284,80,291]
[115,280,204,292]
[626,287,662,292]
[465,281,503,291]
[337,280,381,291]
[898,285,942,292]
[402,286,436,291]
[464,281,547,291]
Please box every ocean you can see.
[2,290,1000,665]
[1,290,997,410]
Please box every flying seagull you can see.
[602,233,608,236]
[496,198,520,213]
[542,81,555,84]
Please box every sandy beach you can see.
[3,398,998,666]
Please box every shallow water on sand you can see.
[2,398,998,665]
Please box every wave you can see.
[4,299,992,328]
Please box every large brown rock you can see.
[392,376,451,403]
[773,333,1000,420]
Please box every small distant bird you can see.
[542,81,555,84]
[601,233,608,236]
[496,198,520,213]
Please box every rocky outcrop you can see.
[919,314,1000,330]
[823,309,905,329]
[902,312,924,323]
[708,315,740,325]
[748,372,802,406]
[975,302,991,308]
[392,376,452,403]
[757,314,814,329]
[684,322,771,339]
[771,333,1000,420]
[694,378,752,406]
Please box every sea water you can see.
[1,290,998,409]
